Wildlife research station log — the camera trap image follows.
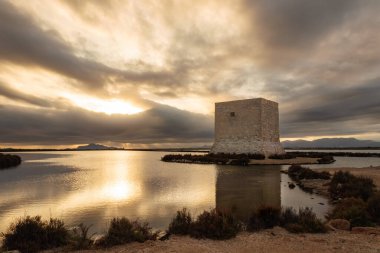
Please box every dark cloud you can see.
[0,1,114,88]
[0,104,213,145]
[0,81,53,107]
[279,79,380,138]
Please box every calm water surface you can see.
[1,151,379,233]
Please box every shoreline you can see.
[68,227,380,253]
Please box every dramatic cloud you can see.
[0,0,379,147]
[0,104,213,145]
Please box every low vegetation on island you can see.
[161,152,335,166]
[0,153,22,169]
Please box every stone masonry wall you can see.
[210,98,284,156]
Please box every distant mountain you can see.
[76,143,118,150]
[282,138,380,148]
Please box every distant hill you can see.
[282,138,380,149]
[76,143,118,150]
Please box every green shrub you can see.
[103,218,157,246]
[190,209,241,240]
[2,216,68,253]
[328,198,373,227]
[247,206,281,231]
[168,208,192,235]
[329,171,375,201]
[367,193,380,224]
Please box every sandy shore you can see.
[321,166,380,189]
[70,227,380,253]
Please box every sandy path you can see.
[71,227,380,253]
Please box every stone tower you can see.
[210,98,284,156]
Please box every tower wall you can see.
[210,98,284,156]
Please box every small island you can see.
[0,153,22,169]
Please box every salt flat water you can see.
[1,150,379,233]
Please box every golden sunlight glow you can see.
[102,181,138,201]
[64,94,144,115]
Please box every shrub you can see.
[70,223,93,249]
[190,209,241,240]
[168,208,192,235]
[2,216,68,253]
[280,207,300,226]
[327,198,373,227]
[288,165,331,181]
[367,193,380,224]
[45,218,69,248]
[297,208,326,233]
[247,206,281,231]
[103,218,157,246]
[280,208,326,233]
[329,171,375,201]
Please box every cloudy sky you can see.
[0,0,379,148]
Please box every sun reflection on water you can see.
[101,181,140,201]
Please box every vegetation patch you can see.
[282,208,327,233]
[327,198,374,227]
[0,153,22,169]
[367,193,380,224]
[247,206,326,233]
[102,217,157,246]
[247,206,281,231]
[1,216,69,253]
[190,209,241,240]
[329,171,375,201]
[168,208,193,235]
[161,153,265,165]
[288,165,331,181]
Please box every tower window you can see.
[230,112,235,117]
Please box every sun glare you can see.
[65,94,144,115]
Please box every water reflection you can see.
[2,150,370,233]
[216,165,281,221]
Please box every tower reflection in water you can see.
[215,165,281,222]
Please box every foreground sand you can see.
[71,227,380,253]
